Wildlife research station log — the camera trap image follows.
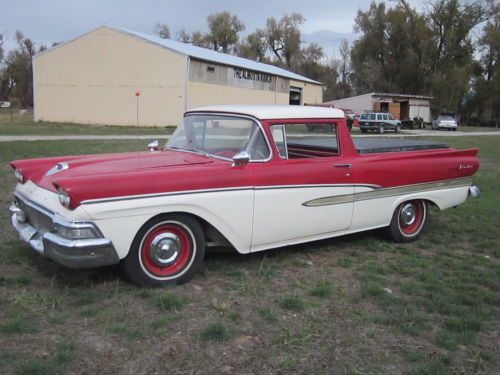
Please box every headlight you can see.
[53,215,101,240]
[57,188,71,208]
[14,169,24,183]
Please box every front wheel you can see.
[384,200,429,243]
[395,125,401,133]
[122,214,206,286]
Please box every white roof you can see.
[187,105,345,120]
[110,26,321,85]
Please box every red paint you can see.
[10,116,479,209]
[140,224,192,277]
[399,200,425,235]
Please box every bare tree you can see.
[153,23,171,39]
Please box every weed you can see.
[199,322,231,342]
[310,279,334,298]
[338,257,353,268]
[279,294,305,312]
[156,292,185,312]
[259,307,278,323]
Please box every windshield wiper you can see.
[166,146,210,158]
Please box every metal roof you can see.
[187,105,345,119]
[109,26,321,85]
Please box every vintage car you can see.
[9,105,480,286]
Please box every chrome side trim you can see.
[81,177,473,206]
[303,194,355,207]
[303,177,473,207]
[81,186,255,205]
[355,177,473,202]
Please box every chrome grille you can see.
[15,196,54,234]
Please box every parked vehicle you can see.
[433,113,458,131]
[9,105,480,286]
[359,112,402,134]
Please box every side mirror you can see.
[232,151,250,167]
[148,140,159,152]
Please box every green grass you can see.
[279,294,306,312]
[0,136,499,374]
[155,292,186,312]
[0,111,175,135]
[199,322,232,342]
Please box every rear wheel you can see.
[122,214,205,286]
[384,200,429,242]
[379,125,385,134]
[361,128,368,133]
[395,125,401,133]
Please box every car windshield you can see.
[439,115,455,121]
[166,114,270,161]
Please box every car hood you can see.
[12,150,214,192]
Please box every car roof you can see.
[187,105,346,120]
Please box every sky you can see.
[0,0,425,57]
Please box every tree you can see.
[0,33,4,63]
[350,0,497,115]
[206,11,245,53]
[2,31,44,107]
[336,39,352,98]
[153,23,171,39]
[238,29,268,62]
[265,13,305,67]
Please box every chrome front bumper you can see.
[9,201,119,269]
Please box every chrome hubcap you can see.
[150,233,181,267]
[400,203,416,226]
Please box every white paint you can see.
[189,105,345,120]
[12,180,472,261]
[252,186,354,248]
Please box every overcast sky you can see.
[0,0,426,56]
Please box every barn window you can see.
[207,66,215,72]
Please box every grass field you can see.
[0,136,498,374]
[0,112,174,136]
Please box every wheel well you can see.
[147,212,234,248]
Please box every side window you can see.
[360,114,366,120]
[377,114,383,120]
[388,114,394,120]
[383,114,388,121]
[270,123,338,159]
[270,125,287,159]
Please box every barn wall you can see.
[34,27,187,126]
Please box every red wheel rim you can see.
[140,223,193,278]
[398,200,425,236]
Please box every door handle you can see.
[334,163,352,169]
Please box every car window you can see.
[388,114,394,120]
[360,114,367,120]
[377,114,383,120]
[383,114,388,120]
[270,123,338,160]
[367,113,376,120]
[167,115,270,161]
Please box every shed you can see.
[325,92,432,123]
[33,26,323,126]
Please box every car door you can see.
[250,122,354,251]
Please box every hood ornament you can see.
[46,162,69,176]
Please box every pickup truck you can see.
[9,105,480,286]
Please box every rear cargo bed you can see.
[288,137,450,154]
[354,138,450,154]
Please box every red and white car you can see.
[9,106,480,286]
